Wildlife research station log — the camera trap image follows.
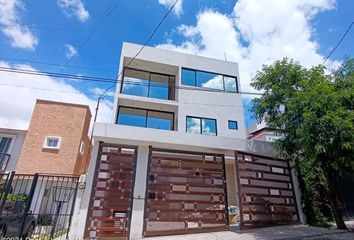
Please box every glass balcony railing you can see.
[120,68,176,101]
[116,106,175,131]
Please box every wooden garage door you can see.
[86,144,137,240]
[144,148,229,237]
[235,151,299,229]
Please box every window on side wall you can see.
[79,141,85,155]
[228,120,238,130]
[43,136,61,150]
[186,116,217,136]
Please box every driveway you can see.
[141,225,353,240]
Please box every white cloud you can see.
[58,0,89,22]
[157,0,339,92]
[158,0,183,16]
[89,87,115,97]
[0,0,38,50]
[65,44,78,59]
[0,61,112,130]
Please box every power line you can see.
[0,57,116,73]
[60,0,121,72]
[0,66,115,83]
[89,0,180,144]
[0,66,264,95]
[0,83,256,109]
[322,20,354,65]
[0,83,100,96]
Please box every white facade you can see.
[69,42,304,239]
[0,128,26,172]
[112,42,246,140]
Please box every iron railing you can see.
[0,172,79,239]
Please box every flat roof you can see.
[122,41,239,66]
[36,99,92,117]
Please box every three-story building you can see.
[71,42,302,240]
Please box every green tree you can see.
[250,58,354,229]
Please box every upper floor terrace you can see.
[111,42,246,140]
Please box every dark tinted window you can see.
[149,73,169,100]
[0,137,12,153]
[147,111,173,130]
[117,107,174,131]
[181,69,196,86]
[121,68,175,100]
[228,120,238,130]
[121,69,149,97]
[117,107,146,127]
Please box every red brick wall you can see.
[16,100,91,175]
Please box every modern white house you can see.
[69,42,304,240]
[0,128,26,172]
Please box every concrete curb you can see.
[276,230,349,240]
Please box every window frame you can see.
[43,136,62,150]
[228,120,238,130]
[186,116,217,136]
[181,67,238,93]
[79,141,85,155]
[117,106,175,131]
[120,67,176,100]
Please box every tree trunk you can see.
[324,167,347,230]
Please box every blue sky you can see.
[0,0,353,129]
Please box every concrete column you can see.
[130,145,150,240]
[290,165,307,224]
[69,142,100,239]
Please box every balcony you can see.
[120,67,176,101]
[116,106,175,131]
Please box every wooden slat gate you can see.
[143,148,229,237]
[235,151,299,229]
[86,144,137,240]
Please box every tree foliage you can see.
[250,57,354,229]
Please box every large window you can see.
[117,107,174,131]
[186,116,217,136]
[121,68,175,100]
[0,136,12,153]
[181,68,238,92]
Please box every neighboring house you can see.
[70,42,303,240]
[248,127,283,142]
[0,128,26,172]
[16,99,92,175]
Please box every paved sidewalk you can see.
[142,225,353,240]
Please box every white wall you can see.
[112,42,246,140]
[69,143,100,240]
[94,123,277,158]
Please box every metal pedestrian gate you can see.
[86,144,137,240]
[0,172,79,239]
[143,148,228,237]
[235,151,299,229]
